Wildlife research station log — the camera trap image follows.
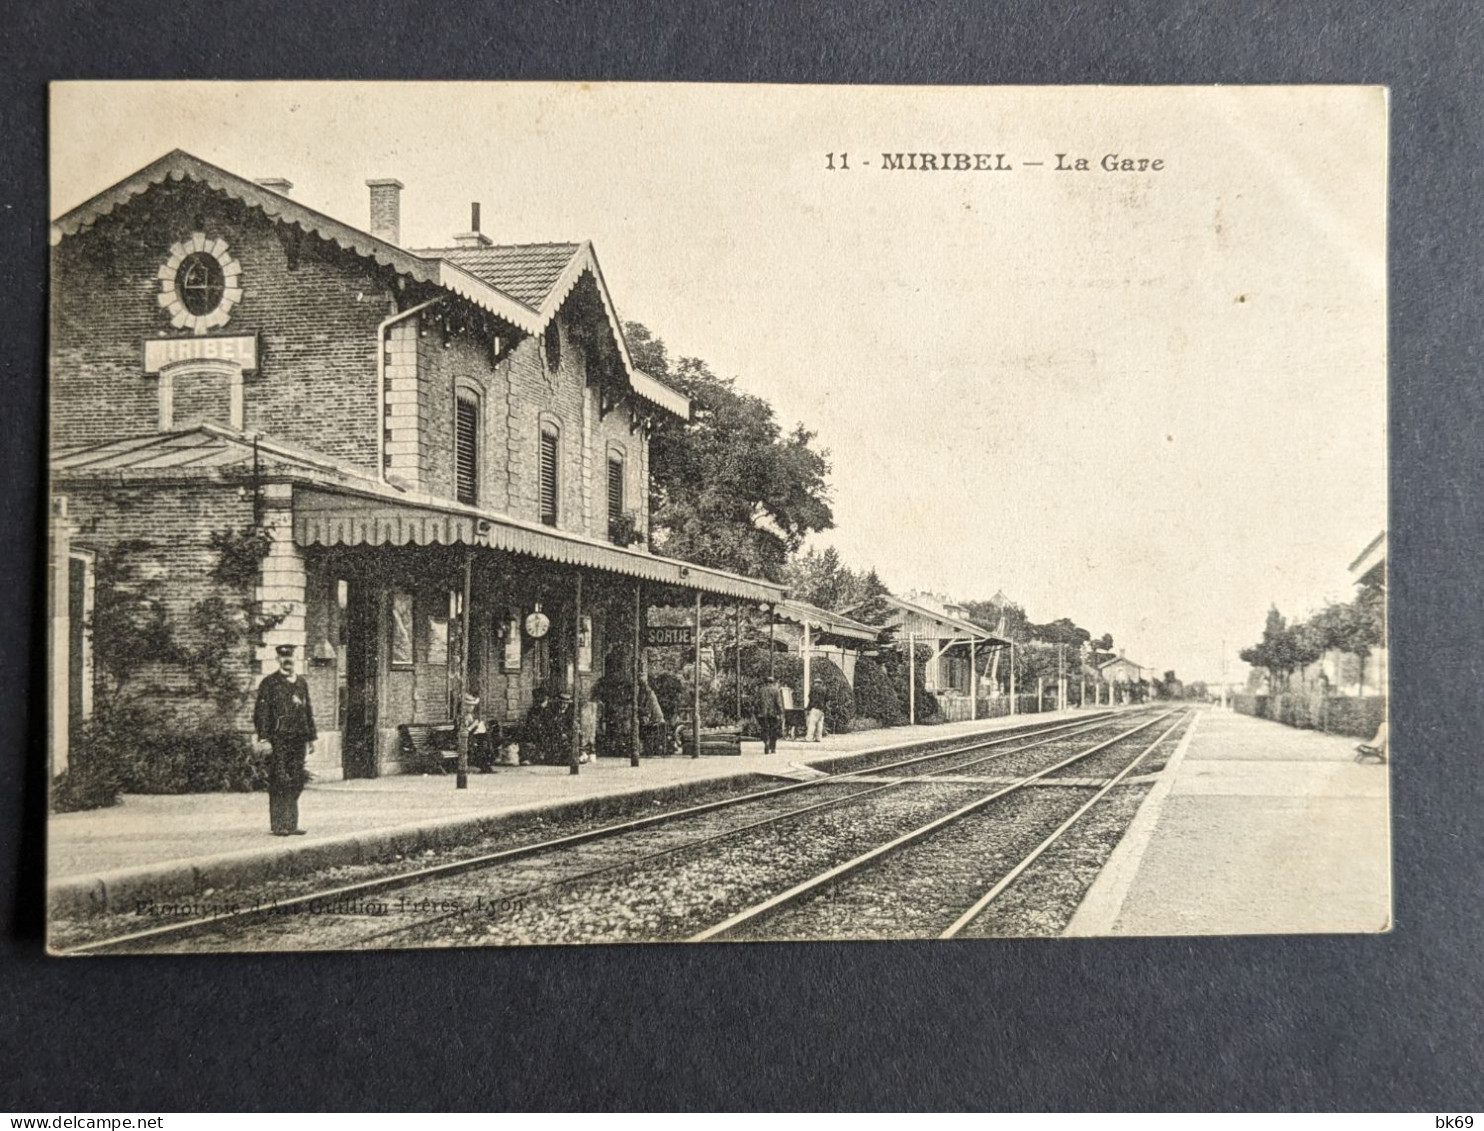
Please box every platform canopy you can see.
[52,425,786,605]
[773,599,880,645]
[294,484,786,604]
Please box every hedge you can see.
[1231,693,1386,739]
[52,703,272,811]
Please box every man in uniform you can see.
[254,644,317,835]
[757,675,785,755]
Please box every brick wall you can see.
[52,179,394,475]
[56,476,263,730]
[414,326,510,506]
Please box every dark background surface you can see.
[3,0,1481,1112]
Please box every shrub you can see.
[853,657,904,726]
[1325,696,1386,739]
[879,643,938,724]
[649,673,686,722]
[799,657,854,734]
[51,719,124,813]
[127,726,269,793]
[54,702,271,804]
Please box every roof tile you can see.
[415,243,582,308]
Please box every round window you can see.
[158,235,242,333]
[175,252,226,316]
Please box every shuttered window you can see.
[607,454,625,537]
[539,426,560,526]
[455,396,479,505]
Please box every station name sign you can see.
[644,625,695,648]
[143,334,259,373]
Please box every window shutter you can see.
[455,397,479,505]
[539,429,559,525]
[607,456,624,521]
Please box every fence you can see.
[1231,692,1385,739]
[935,694,1053,723]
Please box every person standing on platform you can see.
[758,675,785,755]
[253,644,317,836]
[806,683,828,743]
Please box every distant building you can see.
[771,599,879,688]
[864,593,1008,717]
[1097,654,1146,704]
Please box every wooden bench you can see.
[678,728,743,757]
[399,721,515,773]
[397,722,459,774]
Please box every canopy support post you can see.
[631,580,642,767]
[455,549,472,790]
[570,569,583,776]
[692,591,702,759]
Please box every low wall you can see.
[1232,692,1385,739]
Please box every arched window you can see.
[544,320,562,374]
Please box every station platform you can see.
[1066,707,1391,936]
[48,707,1100,918]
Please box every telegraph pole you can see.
[1057,643,1066,713]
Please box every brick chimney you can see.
[255,177,293,196]
[453,201,493,248]
[366,178,404,245]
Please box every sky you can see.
[50,83,1387,683]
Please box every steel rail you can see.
[57,710,1129,955]
[938,710,1190,939]
[687,708,1180,942]
[341,711,1149,949]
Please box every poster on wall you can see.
[390,591,413,668]
[578,615,593,673]
[502,608,522,672]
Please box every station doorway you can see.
[340,581,380,778]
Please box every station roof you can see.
[53,425,784,604]
[773,599,880,645]
[50,149,688,420]
[871,594,1009,646]
[1349,530,1387,587]
[418,242,582,309]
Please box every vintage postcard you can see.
[45,82,1388,953]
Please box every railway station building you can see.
[770,598,880,689]
[868,593,1008,721]
[48,150,785,783]
[1096,654,1147,703]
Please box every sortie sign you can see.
[644,625,694,648]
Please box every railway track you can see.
[700,709,1190,942]
[59,708,1178,953]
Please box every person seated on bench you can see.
[460,693,496,772]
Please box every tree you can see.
[850,568,895,627]
[1240,605,1323,692]
[1307,597,1384,695]
[785,546,862,611]
[628,322,834,580]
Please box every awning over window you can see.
[293,485,786,604]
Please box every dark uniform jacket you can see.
[254,671,318,743]
[757,682,786,719]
